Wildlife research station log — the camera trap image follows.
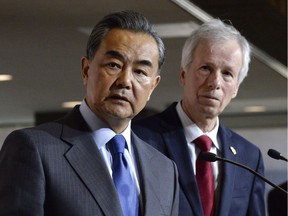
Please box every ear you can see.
[147,75,161,101]
[81,57,90,86]
[232,85,239,99]
[179,68,186,87]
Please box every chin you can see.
[108,110,133,120]
[202,108,219,118]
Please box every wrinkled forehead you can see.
[99,29,160,70]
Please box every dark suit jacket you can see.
[133,102,265,216]
[0,106,179,216]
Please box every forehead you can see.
[98,29,159,62]
[194,39,242,64]
[195,39,242,55]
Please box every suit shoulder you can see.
[221,124,251,143]
[16,122,62,137]
[220,125,262,155]
[133,113,162,128]
[2,122,63,149]
[133,106,179,134]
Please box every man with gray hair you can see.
[133,19,265,216]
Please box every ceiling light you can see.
[244,106,267,113]
[153,22,199,38]
[77,21,199,38]
[0,74,13,81]
[62,101,81,108]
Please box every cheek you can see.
[184,78,199,93]
[86,75,97,91]
[226,83,238,97]
[135,84,153,101]
[88,72,109,88]
[222,88,236,105]
[86,74,108,98]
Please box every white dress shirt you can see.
[79,100,140,193]
[176,102,221,190]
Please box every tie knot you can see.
[108,134,126,154]
[194,135,212,151]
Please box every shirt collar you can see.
[176,101,220,149]
[79,100,132,152]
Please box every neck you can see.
[104,117,130,134]
[195,118,217,133]
[181,101,217,133]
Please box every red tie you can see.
[194,135,214,216]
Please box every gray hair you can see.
[86,10,165,74]
[181,19,251,84]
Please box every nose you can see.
[115,68,132,89]
[207,72,221,90]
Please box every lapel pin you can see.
[229,146,237,155]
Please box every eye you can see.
[202,65,209,70]
[223,70,233,78]
[107,62,121,69]
[199,65,211,74]
[134,69,148,76]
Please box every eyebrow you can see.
[105,50,124,60]
[105,50,154,68]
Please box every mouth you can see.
[108,94,129,103]
[201,95,219,102]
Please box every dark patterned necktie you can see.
[194,135,214,216]
[108,135,139,216]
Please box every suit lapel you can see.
[217,125,238,216]
[160,104,203,216]
[60,107,123,216]
[131,133,160,216]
